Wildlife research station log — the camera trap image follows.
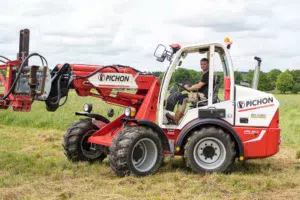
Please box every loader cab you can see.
[156,43,235,129]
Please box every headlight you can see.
[124,107,136,117]
[83,103,93,113]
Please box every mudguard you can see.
[176,118,244,158]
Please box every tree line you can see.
[148,68,300,94]
[1,68,299,94]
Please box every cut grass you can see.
[0,93,300,199]
[0,125,299,199]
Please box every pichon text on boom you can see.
[99,74,130,82]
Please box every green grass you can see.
[0,93,300,199]
[0,91,123,130]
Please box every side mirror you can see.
[154,44,166,62]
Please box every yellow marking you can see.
[6,67,9,78]
[239,156,244,161]
[175,147,180,151]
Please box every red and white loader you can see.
[0,30,281,176]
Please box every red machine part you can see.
[55,64,161,146]
[224,76,230,101]
[234,110,280,158]
[0,60,33,111]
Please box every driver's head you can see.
[200,58,209,72]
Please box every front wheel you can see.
[62,118,107,162]
[184,126,236,173]
[109,126,163,177]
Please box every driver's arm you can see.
[185,82,206,91]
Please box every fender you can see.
[123,118,170,151]
[176,118,244,158]
[75,111,110,124]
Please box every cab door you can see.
[197,44,235,125]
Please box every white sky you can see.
[1,0,299,72]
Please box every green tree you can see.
[290,70,300,83]
[268,69,281,90]
[151,71,162,78]
[159,72,164,80]
[290,70,300,94]
[159,72,174,87]
[246,70,254,85]
[246,70,272,91]
[258,72,273,91]
[234,71,243,84]
[291,83,300,94]
[189,69,201,85]
[173,68,192,84]
[276,70,293,93]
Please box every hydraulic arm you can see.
[0,29,159,115]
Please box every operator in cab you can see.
[166,58,210,125]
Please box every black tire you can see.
[184,126,236,173]
[63,118,107,162]
[109,126,163,177]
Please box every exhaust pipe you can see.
[252,56,262,90]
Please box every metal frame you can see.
[158,43,235,128]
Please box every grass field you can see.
[0,92,300,199]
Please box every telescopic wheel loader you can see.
[0,29,281,176]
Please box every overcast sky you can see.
[1,0,299,72]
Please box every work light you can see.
[124,107,136,117]
[83,103,93,113]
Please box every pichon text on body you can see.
[246,97,273,107]
[99,74,130,82]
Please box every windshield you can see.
[158,63,171,105]
[222,55,230,76]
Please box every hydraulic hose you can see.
[75,65,119,79]
[0,53,47,100]
[0,55,11,61]
[75,64,141,79]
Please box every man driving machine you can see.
[166,58,210,125]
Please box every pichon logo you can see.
[237,101,245,109]
[98,74,130,82]
[99,74,105,81]
[237,97,274,109]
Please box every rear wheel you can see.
[63,118,107,162]
[184,126,236,173]
[109,126,163,177]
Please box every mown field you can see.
[0,91,300,200]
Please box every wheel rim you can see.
[81,130,103,159]
[193,137,226,170]
[131,138,158,172]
